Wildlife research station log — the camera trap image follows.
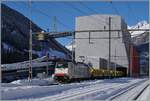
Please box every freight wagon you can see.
[53,61,125,83]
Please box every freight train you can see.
[53,61,126,82]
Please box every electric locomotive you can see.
[53,61,125,82]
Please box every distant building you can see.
[75,14,133,75]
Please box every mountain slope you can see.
[1,4,70,64]
[128,20,149,37]
[128,20,149,45]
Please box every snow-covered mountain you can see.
[128,20,149,37]
[129,20,148,29]
[129,21,149,45]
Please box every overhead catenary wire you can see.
[79,2,98,14]
[22,2,73,31]
[109,1,120,16]
[13,3,148,46]
[64,2,87,15]
[126,2,139,23]
[109,1,130,28]
[33,7,73,31]
[64,2,109,26]
[78,1,109,25]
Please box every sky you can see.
[2,1,149,45]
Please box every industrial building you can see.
[75,14,139,76]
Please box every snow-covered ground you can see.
[137,83,150,101]
[1,77,149,101]
[10,78,55,86]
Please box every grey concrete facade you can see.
[75,14,131,69]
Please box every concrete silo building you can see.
[75,14,132,75]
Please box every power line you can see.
[64,2,87,15]
[126,2,139,23]
[62,2,116,27]
[64,2,109,26]
[48,2,80,19]
[33,7,73,31]
[78,2,109,25]
[22,2,73,31]
[109,1,120,16]
[79,2,98,14]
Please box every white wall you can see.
[75,14,130,69]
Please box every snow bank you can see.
[11,78,55,86]
[1,79,103,100]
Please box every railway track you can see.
[107,83,139,100]
[135,83,149,101]
[43,83,124,101]
[39,79,147,101]
[108,80,149,101]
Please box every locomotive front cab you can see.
[54,61,70,82]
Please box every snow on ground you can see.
[11,77,55,86]
[108,79,150,101]
[38,78,147,101]
[1,77,149,101]
[1,78,103,100]
[137,81,150,101]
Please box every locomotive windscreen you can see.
[56,62,68,68]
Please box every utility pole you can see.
[0,1,1,89]
[29,1,32,81]
[72,33,75,62]
[108,17,111,76]
[99,57,101,69]
[130,44,133,77]
[52,16,57,32]
[115,46,117,76]
[46,52,49,77]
